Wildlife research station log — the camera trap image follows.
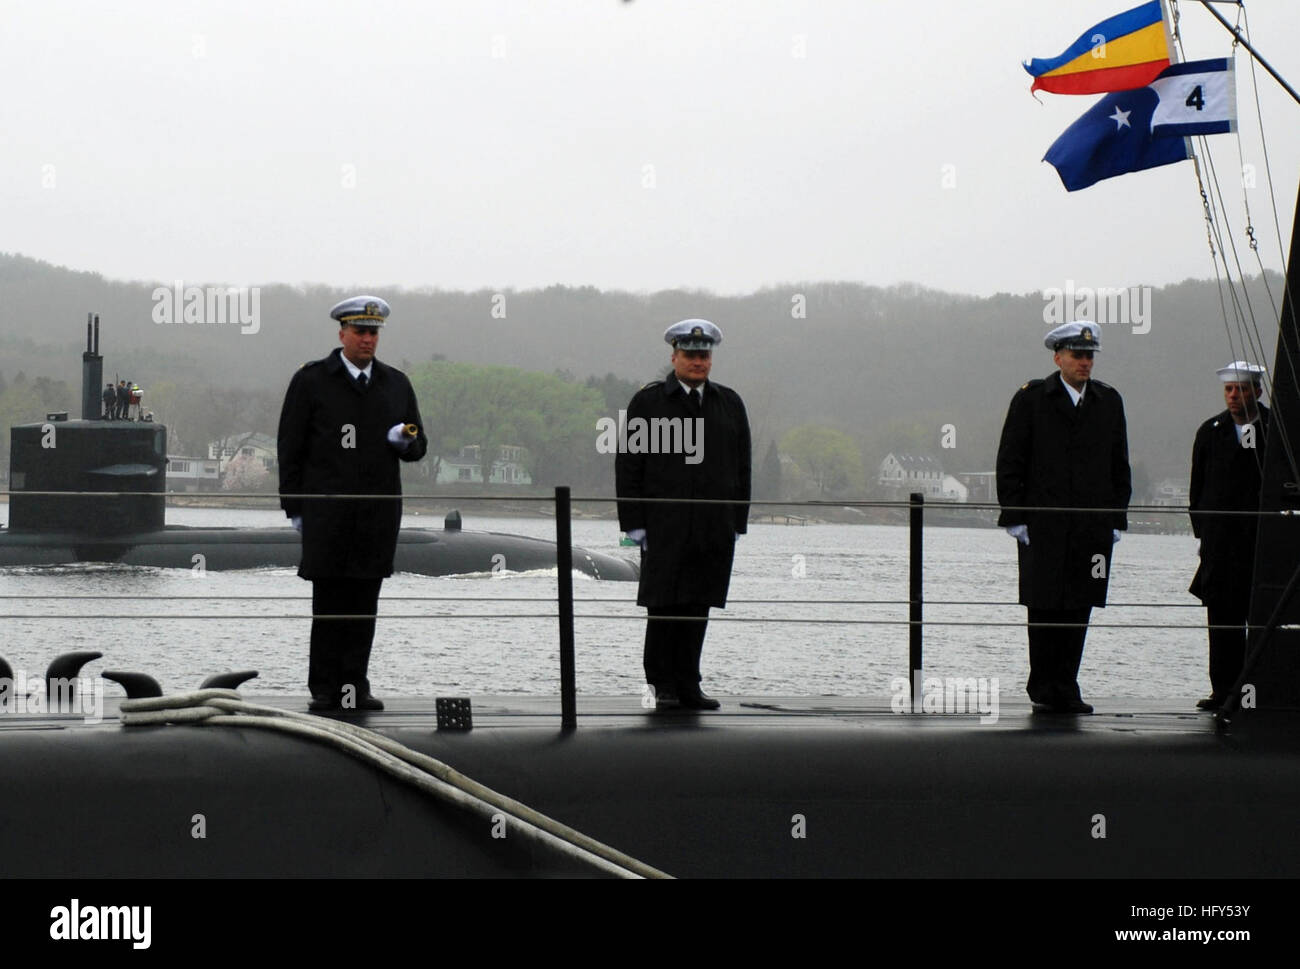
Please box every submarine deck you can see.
[4,694,1298,879]
[0,692,1249,726]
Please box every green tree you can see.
[779,425,864,498]
[585,372,642,414]
[0,374,73,479]
[147,381,278,457]
[1130,460,1154,505]
[756,440,782,500]
[407,361,608,489]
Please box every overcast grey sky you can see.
[2,0,1297,297]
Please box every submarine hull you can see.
[5,696,1300,878]
[6,413,637,580]
[0,525,638,580]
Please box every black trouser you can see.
[644,604,710,694]
[1206,602,1248,700]
[309,578,382,700]
[1026,606,1092,705]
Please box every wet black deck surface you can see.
[3,695,1298,878]
[9,692,1247,729]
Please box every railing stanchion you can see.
[556,486,577,730]
[909,492,924,709]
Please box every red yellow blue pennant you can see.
[1024,1,1171,95]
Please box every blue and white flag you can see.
[1149,58,1236,136]
[1043,86,1190,191]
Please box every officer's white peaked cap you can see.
[330,295,391,327]
[1044,320,1101,352]
[665,318,722,350]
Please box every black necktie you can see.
[689,388,701,412]
[357,371,368,389]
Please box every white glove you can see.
[387,423,413,449]
[1113,529,1121,544]
[1005,524,1029,546]
[627,528,647,550]
[291,516,303,533]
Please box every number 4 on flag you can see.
[1150,58,1236,137]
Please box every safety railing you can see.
[1,485,1294,724]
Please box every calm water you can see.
[0,507,1208,701]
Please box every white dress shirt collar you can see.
[340,353,372,382]
[1060,375,1086,406]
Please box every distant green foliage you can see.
[780,425,864,497]
[585,372,642,414]
[407,360,609,489]
[0,373,75,478]
[756,440,782,500]
[145,381,281,458]
[2,250,1285,498]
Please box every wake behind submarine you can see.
[0,316,637,581]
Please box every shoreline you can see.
[0,494,1191,531]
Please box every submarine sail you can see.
[0,319,637,581]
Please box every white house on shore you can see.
[166,455,221,491]
[878,453,946,498]
[435,445,533,485]
[1150,477,1190,507]
[940,474,969,502]
[208,433,278,476]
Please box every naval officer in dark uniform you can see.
[615,319,751,710]
[996,321,1131,714]
[1188,360,1269,710]
[277,296,428,712]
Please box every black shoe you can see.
[308,694,341,712]
[679,688,721,710]
[654,688,682,711]
[349,693,384,712]
[1196,695,1223,711]
[1032,699,1092,714]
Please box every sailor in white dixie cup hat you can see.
[995,318,1131,714]
[1215,360,1266,383]
[1188,359,1270,710]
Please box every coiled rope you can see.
[120,689,671,880]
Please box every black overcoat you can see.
[1188,406,1269,609]
[615,378,751,608]
[996,372,1131,609]
[277,348,428,579]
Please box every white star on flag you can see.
[1109,106,1131,129]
